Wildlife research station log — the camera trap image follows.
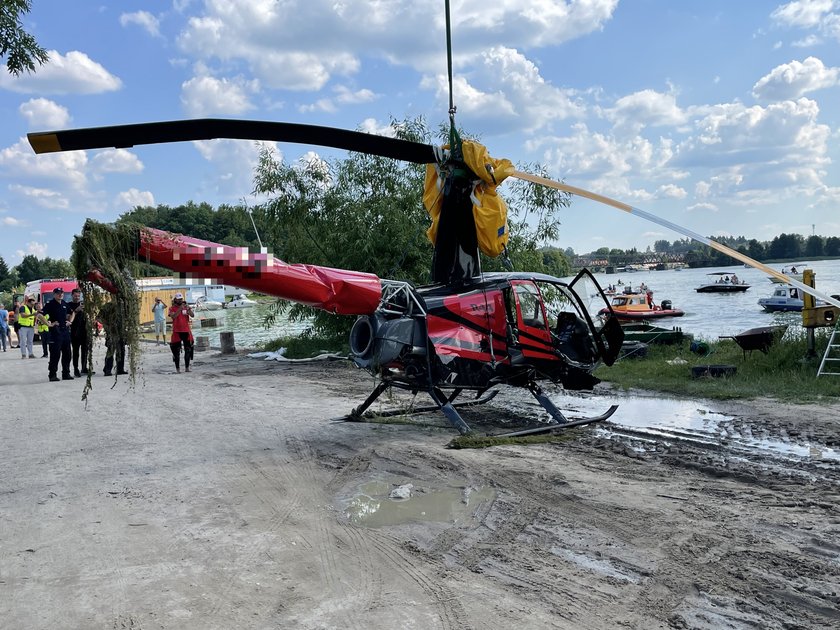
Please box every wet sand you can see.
[1,343,838,629]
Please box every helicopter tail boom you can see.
[138,227,382,315]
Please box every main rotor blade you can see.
[512,170,840,309]
[27,119,438,164]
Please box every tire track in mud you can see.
[326,449,384,615]
[367,529,471,630]
[280,435,376,630]
[203,447,309,622]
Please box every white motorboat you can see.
[767,265,804,284]
[758,285,825,312]
[224,294,257,308]
[758,285,804,312]
[193,295,224,311]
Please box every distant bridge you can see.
[573,252,687,270]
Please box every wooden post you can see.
[194,336,210,352]
[220,331,236,354]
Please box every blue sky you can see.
[1,0,839,265]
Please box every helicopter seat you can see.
[553,312,596,363]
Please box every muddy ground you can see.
[1,344,838,629]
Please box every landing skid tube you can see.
[338,380,616,436]
[490,382,618,438]
[339,383,499,435]
[493,404,619,438]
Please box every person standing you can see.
[0,303,8,352]
[35,301,50,358]
[17,296,37,359]
[151,297,167,345]
[67,288,92,376]
[40,287,74,381]
[168,293,194,373]
[97,301,128,377]
[9,297,19,348]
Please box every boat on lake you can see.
[599,292,684,321]
[224,294,258,308]
[192,295,224,311]
[758,285,805,312]
[621,323,692,345]
[767,265,804,284]
[695,272,750,293]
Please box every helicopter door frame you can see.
[509,280,555,360]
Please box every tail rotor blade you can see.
[28,118,438,164]
[511,170,840,309]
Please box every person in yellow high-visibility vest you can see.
[17,296,37,359]
[36,302,50,358]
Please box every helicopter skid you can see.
[493,405,619,438]
[339,385,499,434]
[342,389,499,419]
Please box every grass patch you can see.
[259,333,349,358]
[597,328,840,401]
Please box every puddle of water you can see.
[492,390,839,463]
[344,480,495,528]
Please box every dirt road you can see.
[1,344,838,629]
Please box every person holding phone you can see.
[151,296,167,344]
[168,293,194,373]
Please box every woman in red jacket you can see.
[168,293,195,373]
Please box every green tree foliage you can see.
[13,254,73,283]
[540,247,571,277]
[653,239,671,253]
[1,0,48,75]
[804,234,824,257]
[768,233,804,259]
[826,237,840,257]
[118,201,259,248]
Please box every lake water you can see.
[191,259,840,347]
[580,259,840,340]
[191,304,311,348]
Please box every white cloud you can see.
[603,89,689,134]
[7,184,70,210]
[0,138,88,189]
[423,47,585,134]
[90,149,144,176]
[16,241,48,258]
[299,85,377,113]
[176,0,618,90]
[181,74,257,116]
[686,202,719,213]
[656,184,687,199]
[18,98,70,128]
[2,216,26,227]
[792,33,823,46]
[0,51,122,95]
[191,138,277,199]
[771,0,840,42]
[771,0,835,28]
[120,11,161,37]
[752,57,839,100]
[675,99,830,181]
[115,188,155,209]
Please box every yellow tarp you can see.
[423,140,514,258]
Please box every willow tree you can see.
[1,0,49,75]
[252,117,572,336]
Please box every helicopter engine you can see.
[349,313,428,373]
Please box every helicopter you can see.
[65,220,625,436]
[25,2,840,435]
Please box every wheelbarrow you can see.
[719,325,788,358]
